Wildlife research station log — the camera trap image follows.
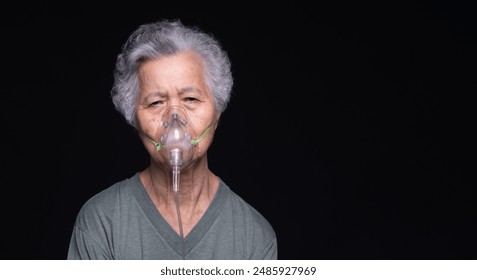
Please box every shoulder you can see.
[221,180,276,238]
[74,173,140,228]
[219,180,277,259]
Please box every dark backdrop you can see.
[1,3,476,259]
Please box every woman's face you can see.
[135,51,219,168]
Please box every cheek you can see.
[191,105,216,128]
[136,112,161,139]
[193,120,217,153]
[193,130,215,158]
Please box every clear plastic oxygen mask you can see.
[161,109,194,192]
[152,106,194,193]
[148,106,213,192]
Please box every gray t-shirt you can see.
[67,173,277,259]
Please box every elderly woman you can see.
[67,19,277,260]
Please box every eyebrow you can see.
[142,91,164,99]
[142,86,204,100]
[178,86,203,95]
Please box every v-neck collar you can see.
[131,172,227,257]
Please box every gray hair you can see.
[111,19,233,128]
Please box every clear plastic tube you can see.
[174,189,186,259]
[172,164,186,259]
[172,165,180,193]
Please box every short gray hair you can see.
[111,19,233,128]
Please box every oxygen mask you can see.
[148,106,214,192]
[155,106,197,170]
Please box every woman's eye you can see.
[149,100,163,106]
[184,97,198,103]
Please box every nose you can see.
[167,97,182,108]
[162,106,189,127]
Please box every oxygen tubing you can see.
[172,166,186,260]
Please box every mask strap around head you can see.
[148,122,214,152]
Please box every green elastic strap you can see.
[150,139,162,152]
[191,124,212,145]
[148,122,214,152]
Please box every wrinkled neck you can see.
[144,156,211,200]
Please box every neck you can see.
[140,159,219,237]
[140,158,218,209]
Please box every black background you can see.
[1,3,476,259]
